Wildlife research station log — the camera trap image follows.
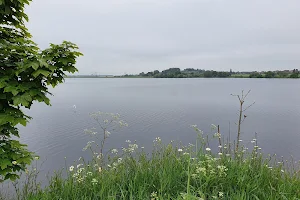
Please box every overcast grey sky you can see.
[25,0,300,75]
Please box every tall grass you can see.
[16,125,300,200]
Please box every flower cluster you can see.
[153,137,161,143]
[192,154,228,179]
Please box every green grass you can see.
[5,112,300,200]
[17,136,300,200]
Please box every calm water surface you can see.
[18,78,300,174]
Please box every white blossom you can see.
[69,166,74,172]
[206,148,211,151]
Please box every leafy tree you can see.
[264,71,275,78]
[146,72,153,76]
[0,0,82,181]
[153,70,159,75]
[162,68,181,75]
[277,71,289,78]
[290,73,299,78]
[203,71,213,78]
[249,72,263,78]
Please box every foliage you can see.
[290,73,299,78]
[121,68,300,79]
[203,71,231,78]
[0,0,82,181]
[16,122,300,200]
[264,71,276,78]
[290,69,299,78]
[249,72,263,78]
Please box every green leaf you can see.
[22,93,32,102]
[0,81,6,89]
[0,159,12,170]
[14,118,27,126]
[4,86,19,96]
[12,95,29,107]
[17,156,32,165]
[31,62,39,70]
[48,65,57,72]
[32,69,51,78]
[0,114,14,126]
[5,173,19,181]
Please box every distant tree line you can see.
[249,69,299,78]
[130,68,299,79]
[138,68,232,78]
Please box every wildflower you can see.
[218,192,224,197]
[78,168,85,173]
[258,148,262,150]
[206,148,211,151]
[98,167,102,173]
[251,140,255,143]
[196,167,206,175]
[183,152,189,155]
[141,147,145,149]
[281,170,284,173]
[214,133,221,138]
[77,178,84,183]
[69,166,74,172]
[151,191,158,199]
[268,166,273,169]
[34,156,39,160]
[111,149,118,154]
[87,172,93,176]
[96,154,102,160]
[218,145,222,148]
[125,140,131,143]
[77,164,83,168]
[107,164,111,168]
[212,195,217,199]
[12,161,17,165]
[218,152,223,156]
[238,139,243,142]
[178,148,183,152]
[91,178,98,185]
[191,125,197,128]
[254,146,259,148]
[252,138,257,141]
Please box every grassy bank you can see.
[11,128,300,199]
